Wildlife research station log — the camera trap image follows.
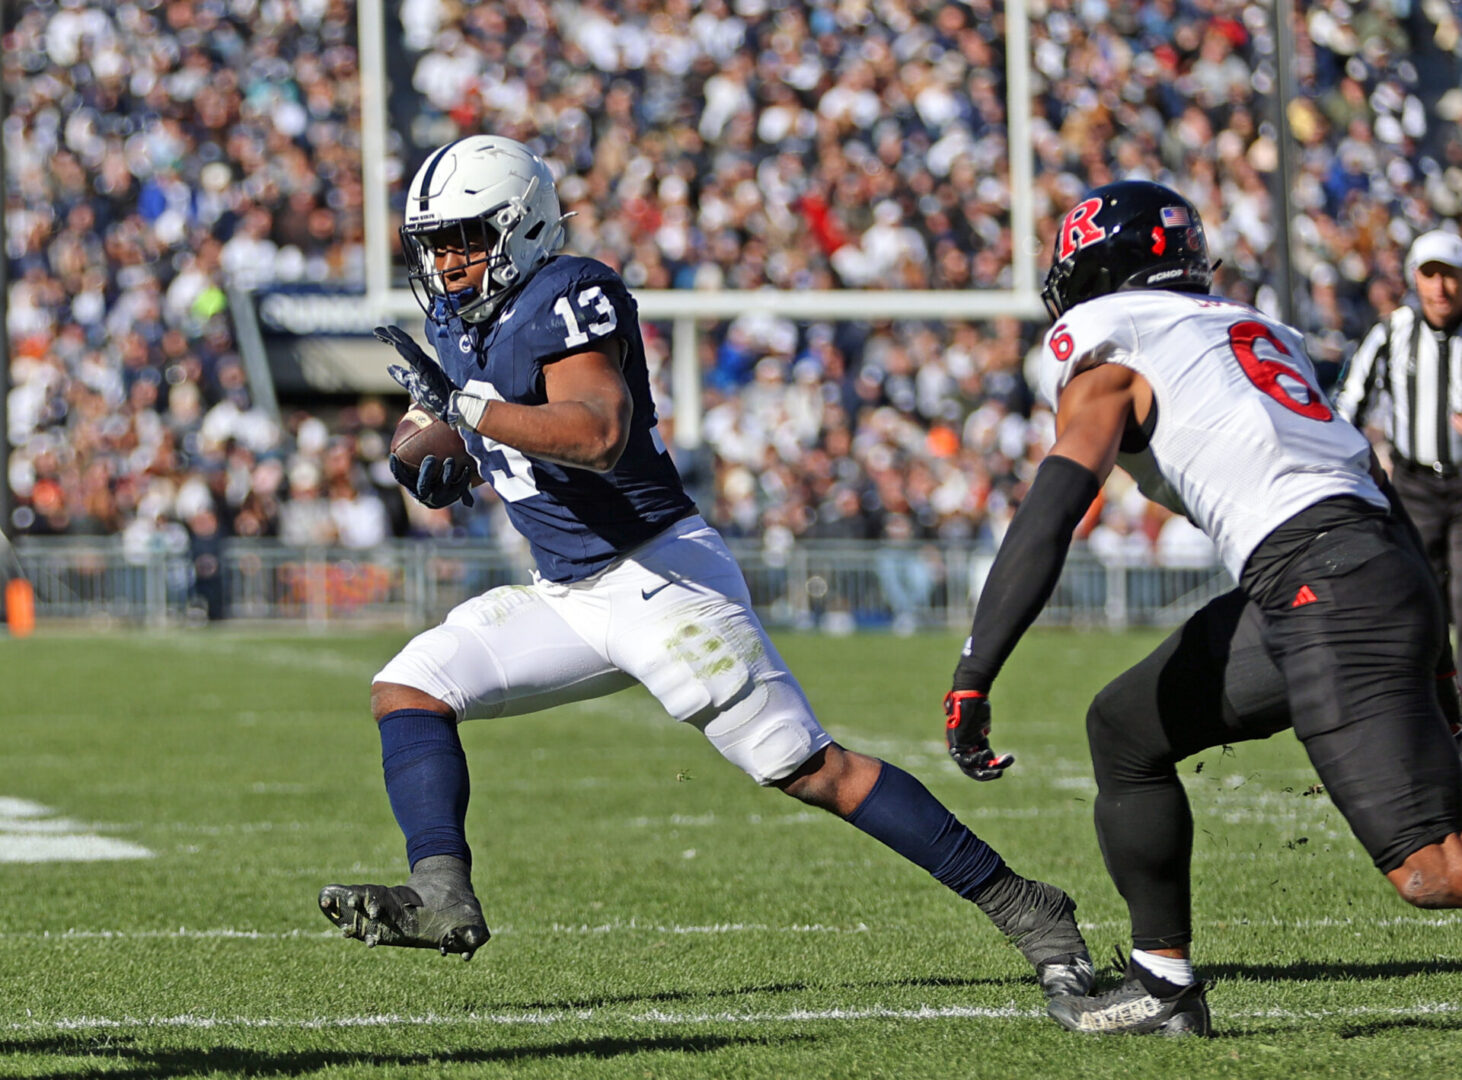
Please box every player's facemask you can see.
[401,217,511,321]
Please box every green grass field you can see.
[1,627,1459,1079]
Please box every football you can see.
[390,406,478,488]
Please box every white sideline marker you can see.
[0,797,152,864]
[4,911,1458,942]
[0,921,872,941]
[8,1001,1461,1033]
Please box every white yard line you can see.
[0,799,153,864]
[1075,914,1462,930]
[3,911,1458,943]
[7,1001,1461,1033]
[0,922,872,942]
[0,929,339,941]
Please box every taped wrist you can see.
[953,455,1100,692]
[450,391,490,433]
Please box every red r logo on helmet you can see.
[1057,197,1107,261]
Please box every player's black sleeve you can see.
[952,455,1101,694]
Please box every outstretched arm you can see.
[950,363,1139,695]
[945,362,1141,779]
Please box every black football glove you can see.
[390,452,475,509]
[376,325,455,420]
[944,690,1015,781]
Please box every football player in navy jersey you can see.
[318,135,1093,999]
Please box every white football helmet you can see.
[400,135,568,323]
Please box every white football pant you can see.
[374,516,832,784]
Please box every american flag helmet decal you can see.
[1160,206,1190,228]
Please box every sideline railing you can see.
[12,537,1231,633]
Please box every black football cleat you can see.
[1047,976,1210,1036]
[318,882,490,960]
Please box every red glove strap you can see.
[944,689,987,727]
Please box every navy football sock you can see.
[843,762,1004,898]
[378,708,472,869]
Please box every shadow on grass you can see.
[511,979,814,1010]
[1338,1016,1462,1039]
[0,1031,807,1079]
[507,972,1023,1012]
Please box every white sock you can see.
[1132,948,1195,988]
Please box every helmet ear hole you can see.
[523,220,545,241]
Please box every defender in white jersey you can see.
[1039,289,1386,577]
[941,181,1462,1037]
[317,136,1095,1001]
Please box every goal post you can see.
[355,0,1044,447]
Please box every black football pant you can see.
[1087,510,1462,950]
[1392,462,1462,628]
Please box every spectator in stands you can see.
[6,0,1462,569]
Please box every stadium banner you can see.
[248,287,421,395]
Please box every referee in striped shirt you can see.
[1335,229,1462,624]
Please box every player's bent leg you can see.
[1089,592,1287,956]
[322,586,631,960]
[775,745,1094,998]
[1300,704,1462,904]
[1268,536,1462,907]
[1060,591,1288,1036]
[594,523,1092,995]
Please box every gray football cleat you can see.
[318,882,490,960]
[986,877,1096,998]
[1047,976,1210,1036]
[1034,953,1097,999]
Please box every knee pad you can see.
[1087,686,1175,791]
[693,675,832,785]
[374,624,495,721]
[1085,690,1122,777]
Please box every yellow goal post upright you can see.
[355,0,1046,450]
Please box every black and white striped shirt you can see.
[1334,304,1462,472]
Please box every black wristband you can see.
[953,455,1101,692]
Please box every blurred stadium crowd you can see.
[5,0,1462,572]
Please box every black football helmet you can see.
[1041,180,1213,319]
